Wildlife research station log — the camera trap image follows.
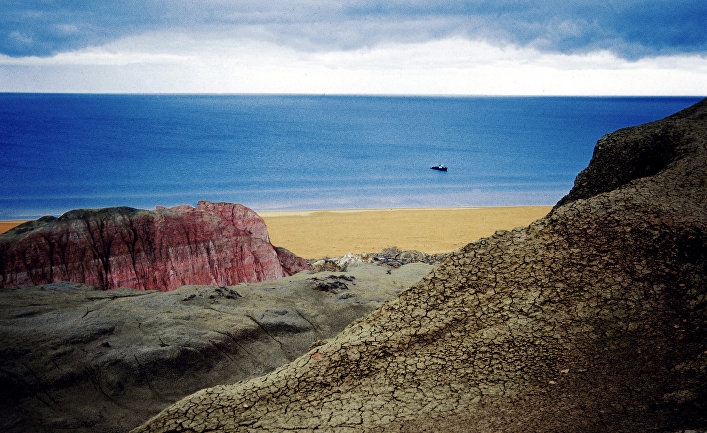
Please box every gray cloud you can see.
[2,1,706,59]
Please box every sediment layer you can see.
[0,201,309,291]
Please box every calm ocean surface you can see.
[0,94,702,219]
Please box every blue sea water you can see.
[0,94,702,219]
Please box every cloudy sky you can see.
[1,1,706,95]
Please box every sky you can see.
[0,1,706,95]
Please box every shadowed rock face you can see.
[0,264,434,433]
[555,100,707,208]
[134,100,706,432]
[0,201,309,291]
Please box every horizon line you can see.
[0,92,705,98]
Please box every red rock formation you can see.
[0,201,310,291]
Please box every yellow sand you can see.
[0,220,29,235]
[0,206,552,259]
[260,206,551,259]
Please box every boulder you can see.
[0,201,310,291]
[134,100,706,432]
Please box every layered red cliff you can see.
[0,201,310,291]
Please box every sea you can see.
[0,94,702,220]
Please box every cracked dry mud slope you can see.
[134,100,707,433]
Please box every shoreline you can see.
[1,206,552,259]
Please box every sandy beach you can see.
[0,220,29,235]
[260,206,551,259]
[0,206,551,259]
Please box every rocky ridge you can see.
[0,263,433,433]
[134,99,706,432]
[309,247,447,272]
[0,201,309,291]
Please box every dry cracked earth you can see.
[133,100,706,432]
[0,263,433,433]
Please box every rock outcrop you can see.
[0,201,309,291]
[134,99,706,432]
[0,263,433,433]
[309,247,448,272]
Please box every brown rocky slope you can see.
[134,99,706,432]
[0,201,309,291]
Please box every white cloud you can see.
[8,31,33,47]
[1,33,705,95]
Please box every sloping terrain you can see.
[135,99,706,432]
[0,263,432,433]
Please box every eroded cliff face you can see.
[0,201,309,291]
[134,100,706,432]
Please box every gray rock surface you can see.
[134,99,706,432]
[0,263,432,433]
[310,247,447,272]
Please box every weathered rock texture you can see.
[134,99,706,432]
[0,201,309,291]
[0,263,433,433]
[309,247,447,272]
